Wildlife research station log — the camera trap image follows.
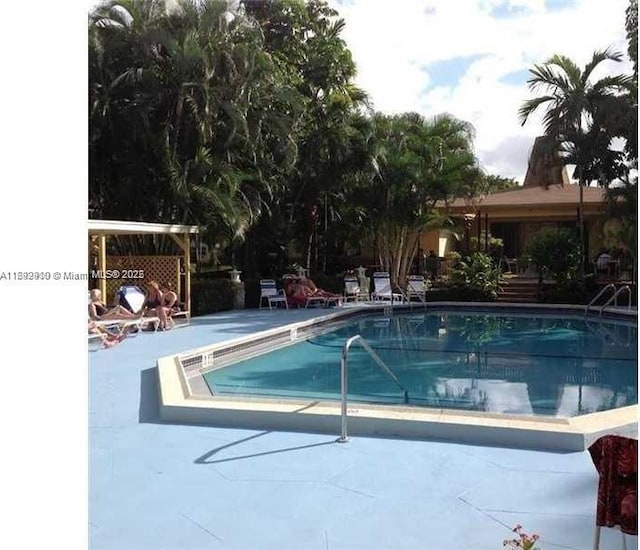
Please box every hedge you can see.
[191,279,236,316]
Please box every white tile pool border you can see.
[157,302,638,452]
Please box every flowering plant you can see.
[503,524,540,549]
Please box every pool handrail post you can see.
[339,335,410,443]
[339,335,360,443]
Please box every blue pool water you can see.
[203,312,637,417]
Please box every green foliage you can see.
[191,279,236,315]
[351,112,479,284]
[447,252,501,300]
[89,0,304,245]
[525,228,582,283]
[627,0,638,78]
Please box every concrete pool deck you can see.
[89,308,638,550]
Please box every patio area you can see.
[89,308,637,550]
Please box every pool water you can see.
[203,312,637,417]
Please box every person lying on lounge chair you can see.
[285,277,342,307]
[88,320,127,349]
[89,289,141,321]
[284,278,314,305]
[298,277,341,299]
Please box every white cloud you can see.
[329,0,632,182]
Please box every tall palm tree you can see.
[518,49,632,274]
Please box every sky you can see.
[327,0,633,182]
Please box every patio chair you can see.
[405,275,427,303]
[259,279,289,310]
[344,275,369,302]
[588,435,637,550]
[505,257,518,273]
[371,272,405,303]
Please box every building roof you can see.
[446,183,607,212]
[88,219,200,236]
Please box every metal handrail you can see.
[338,335,409,443]
[585,283,616,315]
[599,285,632,316]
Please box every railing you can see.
[599,285,632,316]
[585,283,617,315]
[338,335,409,443]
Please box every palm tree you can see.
[518,49,632,274]
[356,112,478,285]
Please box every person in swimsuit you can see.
[160,282,179,310]
[88,289,140,320]
[143,280,171,330]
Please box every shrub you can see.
[447,252,501,300]
[526,227,581,283]
[191,279,236,316]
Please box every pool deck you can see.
[90,308,638,550]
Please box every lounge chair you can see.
[259,279,289,310]
[406,275,427,303]
[344,275,369,302]
[88,289,156,334]
[371,272,405,303]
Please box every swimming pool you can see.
[157,304,638,451]
[202,311,637,418]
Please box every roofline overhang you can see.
[88,219,200,236]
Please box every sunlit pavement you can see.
[89,308,637,550]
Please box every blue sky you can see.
[327,0,632,182]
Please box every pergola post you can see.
[98,235,107,299]
[169,233,192,313]
[184,234,191,314]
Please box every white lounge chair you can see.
[371,272,405,303]
[406,275,427,303]
[259,279,288,310]
[88,289,157,335]
[344,275,369,302]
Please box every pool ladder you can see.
[338,335,409,443]
[585,283,632,316]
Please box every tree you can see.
[526,227,582,284]
[519,49,632,274]
[243,0,371,274]
[353,112,478,285]
[89,0,301,252]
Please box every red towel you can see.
[588,435,637,535]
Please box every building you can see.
[421,136,614,262]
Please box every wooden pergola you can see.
[88,220,200,312]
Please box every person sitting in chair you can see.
[89,289,141,321]
[143,280,172,330]
[160,282,183,313]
